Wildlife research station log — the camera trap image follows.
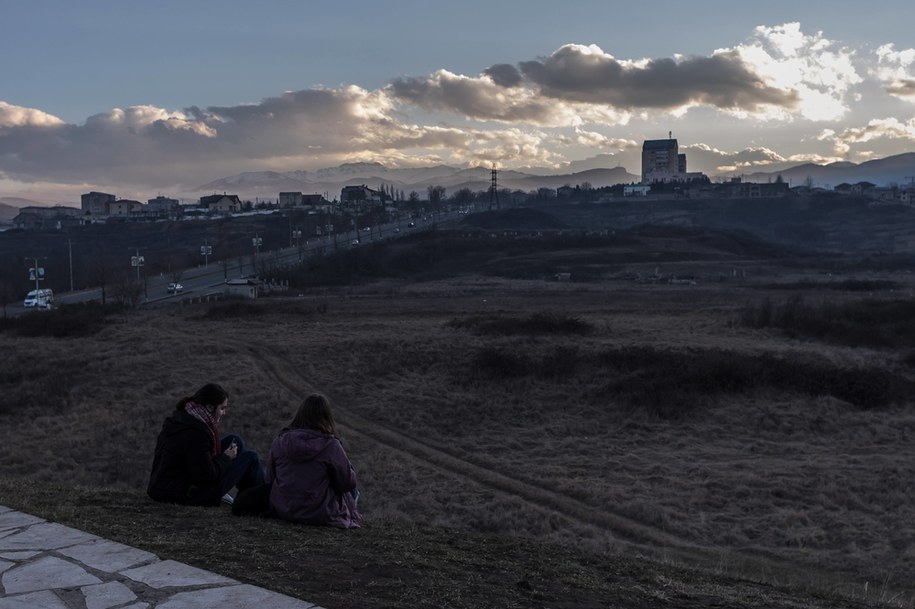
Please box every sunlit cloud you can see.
[728,22,861,120]
[874,44,915,101]
[0,101,65,129]
[822,117,915,154]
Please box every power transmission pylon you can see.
[489,166,500,211]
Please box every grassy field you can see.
[2,222,914,608]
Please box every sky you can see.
[1,0,914,203]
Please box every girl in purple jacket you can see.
[265,393,362,528]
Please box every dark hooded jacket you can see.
[147,406,232,505]
[265,428,361,528]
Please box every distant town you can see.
[6,136,915,231]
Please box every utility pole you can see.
[68,239,74,292]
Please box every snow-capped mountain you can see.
[194,163,641,200]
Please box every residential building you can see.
[642,138,679,183]
[108,199,144,216]
[641,137,706,184]
[200,193,242,214]
[340,185,381,212]
[623,185,651,197]
[279,192,303,207]
[13,206,82,229]
[81,191,116,215]
[147,195,180,213]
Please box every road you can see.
[6,211,462,316]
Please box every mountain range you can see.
[193,163,641,200]
[742,152,915,188]
[2,152,913,211]
[192,152,915,199]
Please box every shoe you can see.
[221,493,235,505]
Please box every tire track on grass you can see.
[156,320,847,585]
[233,336,693,550]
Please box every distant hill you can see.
[195,152,915,202]
[0,196,51,222]
[743,152,915,188]
[195,163,640,200]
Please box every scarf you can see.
[184,400,221,456]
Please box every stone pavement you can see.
[0,505,325,609]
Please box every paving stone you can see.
[120,604,150,609]
[120,559,236,589]
[59,539,158,573]
[0,590,70,609]
[0,560,12,575]
[0,522,99,551]
[0,551,41,561]
[0,512,44,533]
[81,581,138,609]
[2,555,102,594]
[156,583,320,609]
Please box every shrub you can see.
[0,302,115,337]
[448,312,593,336]
[740,297,915,349]
[470,347,531,379]
[598,346,910,415]
[201,301,263,320]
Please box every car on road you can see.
[351,239,361,246]
[167,283,183,294]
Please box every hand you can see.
[224,442,238,459]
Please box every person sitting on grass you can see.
[259,393,362,528]
[147,382,264,507]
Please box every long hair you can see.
[288,393,337,435]
[176,383,228,411]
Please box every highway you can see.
[6,211,461,316]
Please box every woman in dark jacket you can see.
[147,383,264,506]
[264,393,361,528]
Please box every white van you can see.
[23,288,54,308]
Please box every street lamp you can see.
[252,234,263,257]
[130,249,144,283]
[130,247,147,301]
[27,257,46,292]
[200,240,212,268]
[291,229,302,260]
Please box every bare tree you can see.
[427,185,446,204]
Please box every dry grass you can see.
[2,267,914,608]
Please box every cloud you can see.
[0,102,65,129]
[874,44,915,101]
[390,43,800,125]
[518,44,798,113]
[730,23,861,120]
[0,85,572,191]
[388,69,629,126]
[682,143,792,174]
[823,117,915,154]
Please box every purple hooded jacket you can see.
[265,428,362,528]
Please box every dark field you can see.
[3,211,915,608]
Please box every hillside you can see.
[2,225,914,608]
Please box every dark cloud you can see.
[519,45,799,111]
[388,71,563,123]
[483,63,523,87]
[886,79,915,98]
